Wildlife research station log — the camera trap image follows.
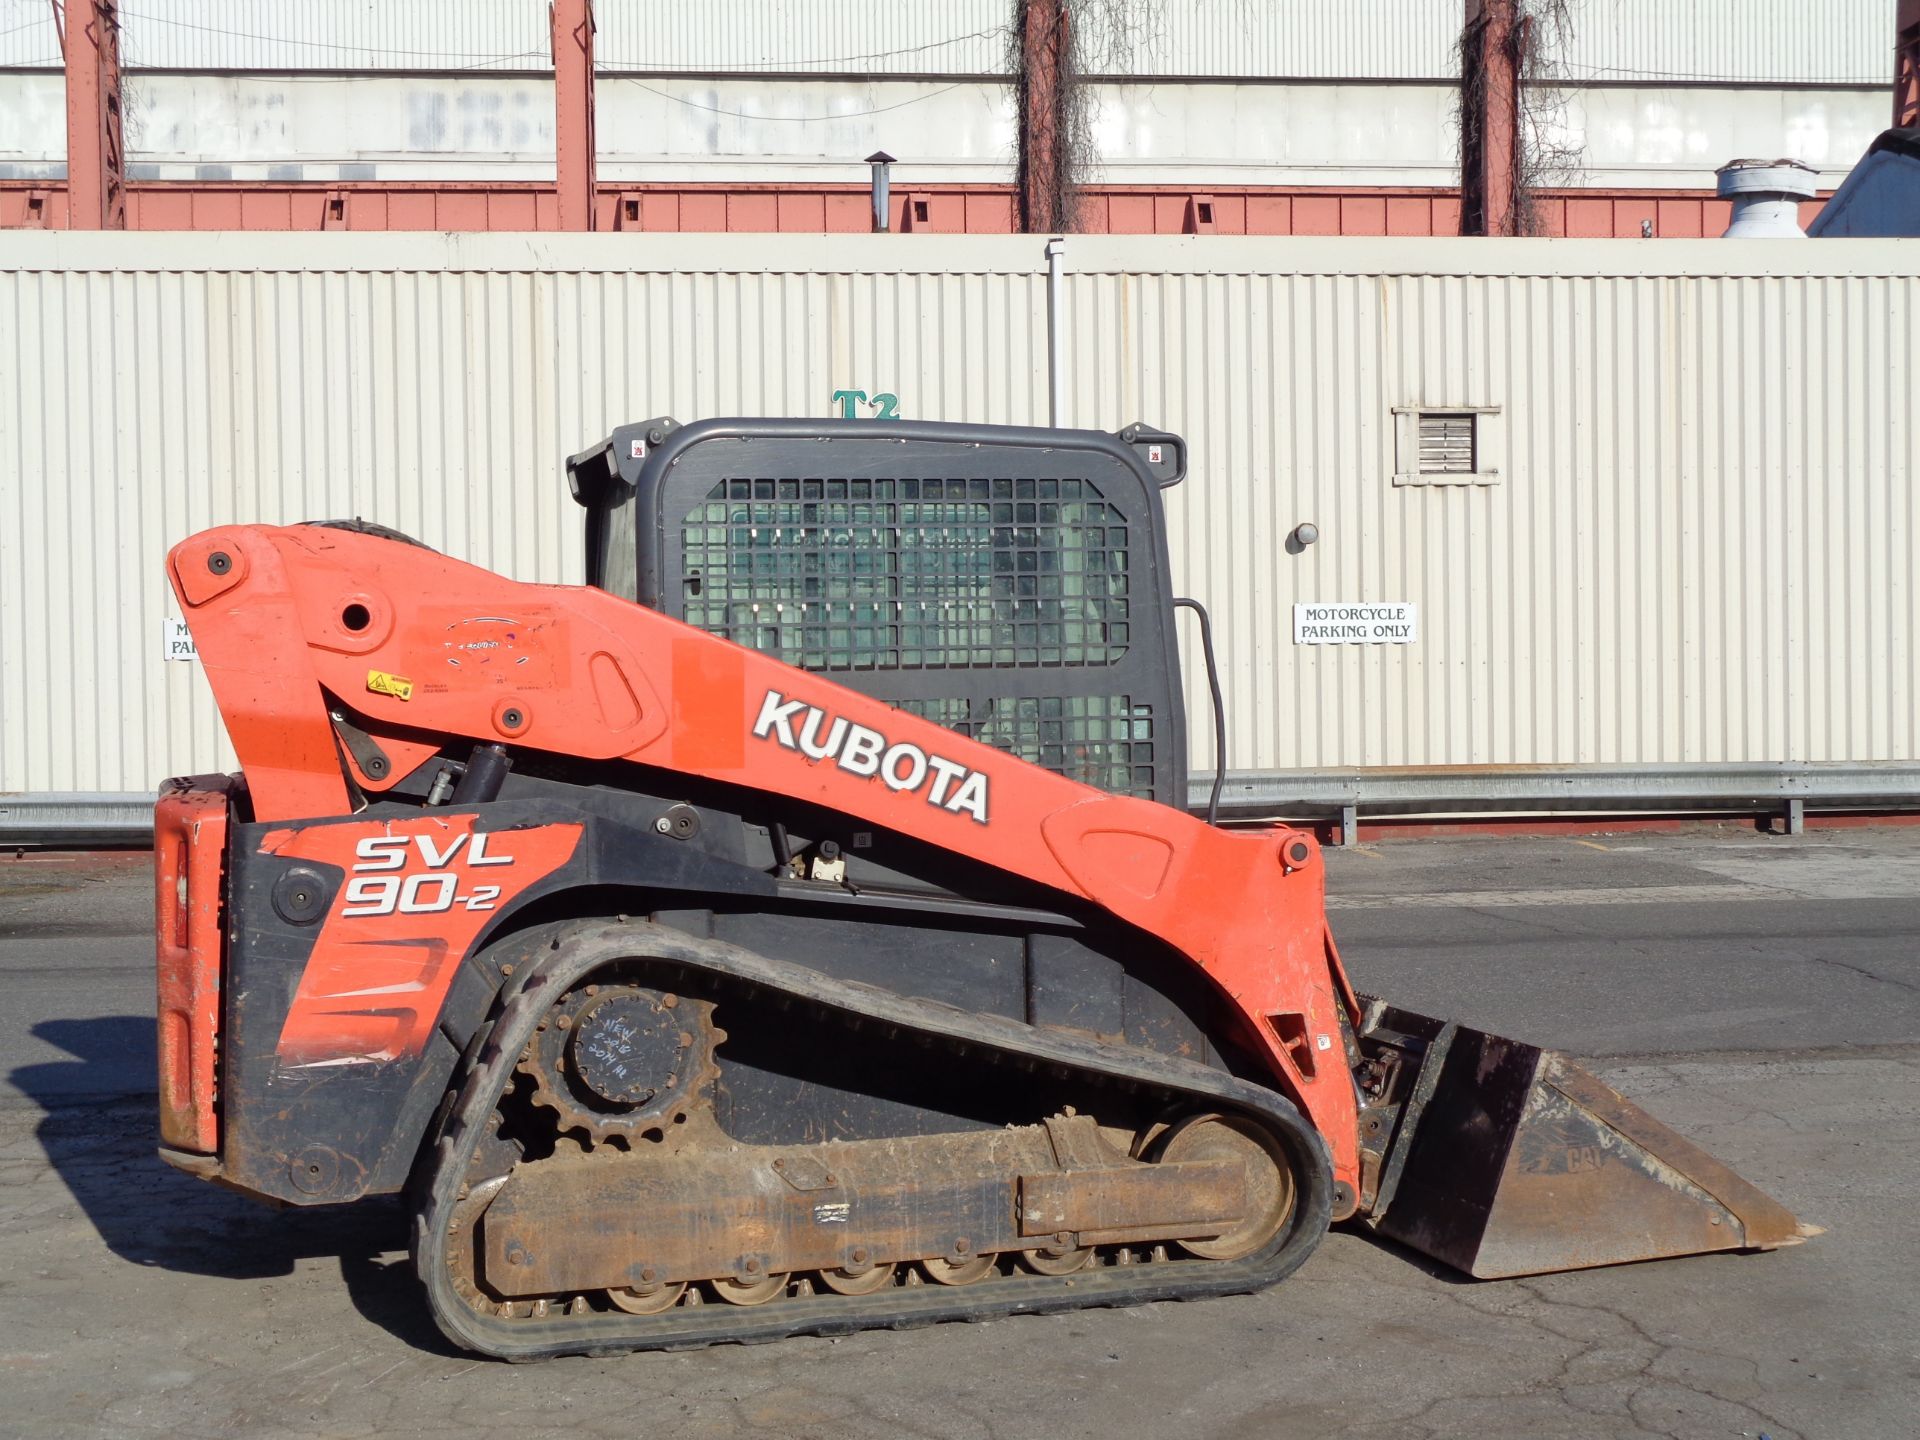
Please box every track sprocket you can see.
[516,982,722,1149]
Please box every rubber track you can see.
[413,919,1335,1360]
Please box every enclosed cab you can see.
[566,417,1191,805]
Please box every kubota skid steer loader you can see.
[154,418,1806,1359]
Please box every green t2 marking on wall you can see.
[831,389,900,419]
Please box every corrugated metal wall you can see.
[0,0,62,68]
[0,0,1455,78]
[595,0,1011,76]
[1064,255,1918,771]
[595,0,1461,80]
[120,2,549,73]
[2,233,1915,793]
[1,1,1890,83]
[1557,0,1887,85]
[1071,0,1458,79]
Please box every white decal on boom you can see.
[753,688,991,824]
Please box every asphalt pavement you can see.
[2,827,1917,1439]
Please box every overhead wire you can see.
[115,9,547,64]
[84,10,1004,78]
[613,78,969,123]
[595,26,1003,75]
[1558,61,1880,86]
[11,11,1874,91]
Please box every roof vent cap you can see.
[1716,158,1818,237]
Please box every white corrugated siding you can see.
[595,0,1012,76]
[1557,0,1887,86]
[595,0,1460,79]
[96,1,548,72]
[0,0,61,68]
[2,233,1915,792]
[1060,255,1918,771]
[3,1,1888,83]
[1071,0,1458,79]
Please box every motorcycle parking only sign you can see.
[162,618,199,661]
[1293,602,1419,645]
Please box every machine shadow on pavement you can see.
[11,1015,462,1356]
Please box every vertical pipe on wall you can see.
[1045,236,1066,424]
[62,0,126,229]
[552,0,598,231]
[867,151,895,233]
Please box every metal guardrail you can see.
[0,793,159,847]
[6,762,1920,846]
[1187,761,1920,841]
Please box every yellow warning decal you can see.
[366,669,415,701]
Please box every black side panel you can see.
[1027,930,1126,1037]
[573,416,1187,806]
[713,908,1028,1020]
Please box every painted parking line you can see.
[1326,883,1768,910]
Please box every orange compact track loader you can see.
[154,418,1805,1358]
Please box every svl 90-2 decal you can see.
[260,816,582,1067]
[342,831,512,916]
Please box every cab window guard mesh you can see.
[680,476,1131,672]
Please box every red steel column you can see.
[1460,0,1520,236]
[62,0,126,229]
[1016,0,1069,233]
[1898,0,1920,127]
[551,0,597,231]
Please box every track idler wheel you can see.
[1151,1113,1299,1262]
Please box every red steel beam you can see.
[62,0,126,229]
[551,0,597,231]
[1016,0,1070,233]
[1898,0,1920,127]
[1460,0,1520,236]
